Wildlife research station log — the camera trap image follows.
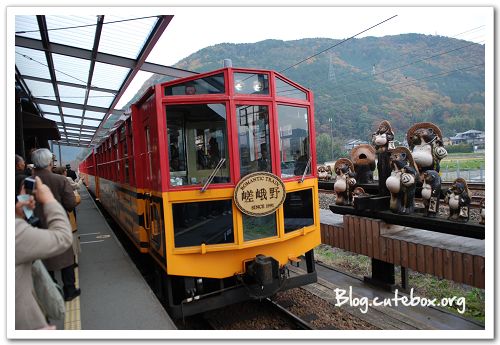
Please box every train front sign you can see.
[234,172,287,217]
[79,67,320,318]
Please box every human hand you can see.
[15,195,35,219]
[38,324,56,330]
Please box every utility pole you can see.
[328,117,334,160]
[329,53,338,84]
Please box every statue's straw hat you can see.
[406,122,443,147]
[389,146,418,172]
[334,158,354,174]
[376,120,394,134]
[351,144,376,164]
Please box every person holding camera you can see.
[31,149,80,302]
[15,176,72,330]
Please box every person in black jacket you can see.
[65,164,78,181]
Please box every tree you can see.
[315,133,332,164]
[315,133,347,163]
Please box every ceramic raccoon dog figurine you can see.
[333,158,356,206]
[421,170,442,217]
[407,122,447,181]
[386,147,418,215]
[444,178,471,222]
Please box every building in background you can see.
[449,129,485,149]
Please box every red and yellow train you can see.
[79,67,321,318]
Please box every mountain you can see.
[131,34,485,143]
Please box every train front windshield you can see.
[166,103,230,187]
[163,68,316,248]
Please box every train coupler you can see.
[237,254,286,299]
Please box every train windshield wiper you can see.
[300,156,312,183]
[201,158,226,192]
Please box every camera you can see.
[24,177,36,195]
[27,215,40,226]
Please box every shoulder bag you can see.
[31,259,65,320]
[74,190,81,206]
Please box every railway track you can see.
[319,181,485,207]
[190,298,315,330]
[264,298,315,329]
[318,180,485,192]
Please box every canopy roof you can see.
[15,14,196,147]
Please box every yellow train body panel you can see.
[92,175,320,279]
[98,178,149,253]
[163,178,321,278]
[165,226,320,279]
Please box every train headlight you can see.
[235,80,244,91]
[253,80,263,92]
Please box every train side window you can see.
[116,160,120,182]
[283,189,314,233]
[144,126,154,183]
[237,105,272,177]
[234,73,269,95]
[124,159,129,184]
[115,140,119,160]
[277,105,311,178]
[115,140,119,182]
[122,133,128,157]
[275,77,307,100]
[166,103,230,187]
[172,200,234,247]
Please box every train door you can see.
[143,122,164,256]
[142,124,153,242]
[93,148,100,200]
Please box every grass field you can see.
[441,152,485,171]
[371,152,486,180]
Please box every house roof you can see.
[462,129,484,134]
[450,129,485,140]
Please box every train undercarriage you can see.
[154,250,317,319]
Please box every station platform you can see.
[53,187,176,330]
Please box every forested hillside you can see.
[131,33,484,161]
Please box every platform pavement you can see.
[53,187,176,330]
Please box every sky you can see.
[147,7,488,66]
[115,6,491,108]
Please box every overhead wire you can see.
[15,52,115,93]
[279,14,398,73]
[15,15,159,34]
[337,40,484,91]
[331,25,485,85]
[331,63,484,99]
[328,25,484,114]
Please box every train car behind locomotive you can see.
[79,67,321,318]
